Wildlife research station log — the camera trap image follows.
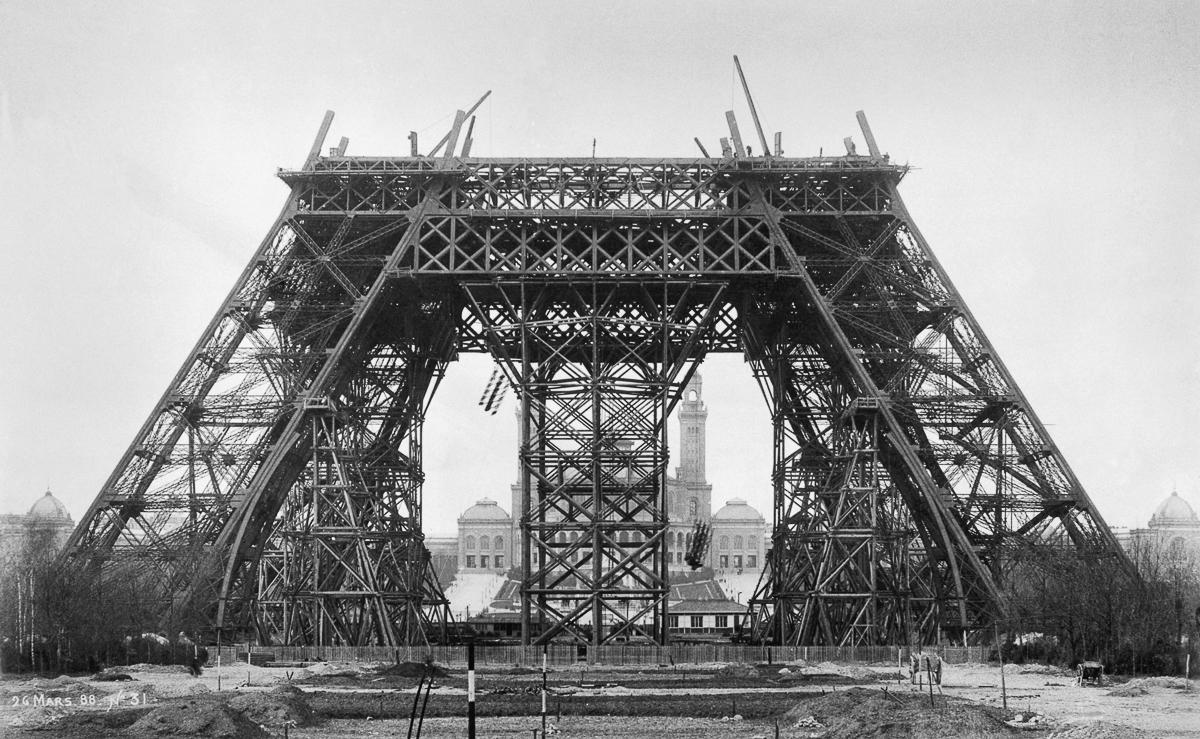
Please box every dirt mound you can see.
[127,698,268,738]
[93,671,136,681]
[1108,681,1150,697]
[300,661,362,677]
[1017,663,1069,676]
[1047,721,1154,738]
[375,660,448,679]
[9,676,94,700]
[22,675,86,690]
[841,665,887,681]
[795,661,892,681]
[125,663,191,674]
[1107,676,1190,696]
[24,705,147,735]
[155,681,213,699]
[228,685,318,727]
[715,664,758,678]
[7,705,72,731]
[785,687,1011,738]
[1134,675,1189,689]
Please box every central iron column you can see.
[463,281,726,646]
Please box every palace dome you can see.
[458,498,511,521]
[712,498,764,522]
[1151,492,1197,525]
[27,490,71,521]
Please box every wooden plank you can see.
[774,132,782,156]
[693,137,711,158]
[725,111,745,157]
[719,138,733,158]
[408,131,419,157]
[429,90,493,157]
[444,110,467,158]
[303,110,335,170]
[855,110,882,159]
[462,115,477,157]
[843,137,858,156]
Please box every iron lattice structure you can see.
[63,109,1129,647]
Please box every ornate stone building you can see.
[711,498,766,573]
[0,489,75,565]
[444,374,767,581]
[1114,491,1200,565]
[456,498,512,572]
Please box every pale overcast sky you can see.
[1,1,1197,537]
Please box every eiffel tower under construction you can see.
[62,72,1130,649]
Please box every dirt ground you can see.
[1,659,1196,738]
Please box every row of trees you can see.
[3,517,1197,675]
[1000,534,1200,675]
[0,522,179,673]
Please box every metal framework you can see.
[62,107,1129,647]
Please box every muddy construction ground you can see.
[2,659,1197,738]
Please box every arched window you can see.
[494,535,504,551]
[688,498,698,518]
[620,531,629,543]
[719,536,729,550]
[480,535,491,550]
[465,536,476,551]
[688,390,697,401]
[676,531,684,548]
[734,535,743,550]
[570,531,579,543]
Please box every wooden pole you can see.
[732,55,770,157]
[995,624,1007,711]
[428,90,492,157]
[468,640,476,739]
[415,672,433,739]
[541,645,548,739]
[407,667,426,739]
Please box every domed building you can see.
[0,489,75,565]
[457,498,512,572]
[711,498,766,573]
[1150,492,1198,530]
[1114,490,1200,565]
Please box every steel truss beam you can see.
[63,112,1131,647]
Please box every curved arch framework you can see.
[62,111,1129,647]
